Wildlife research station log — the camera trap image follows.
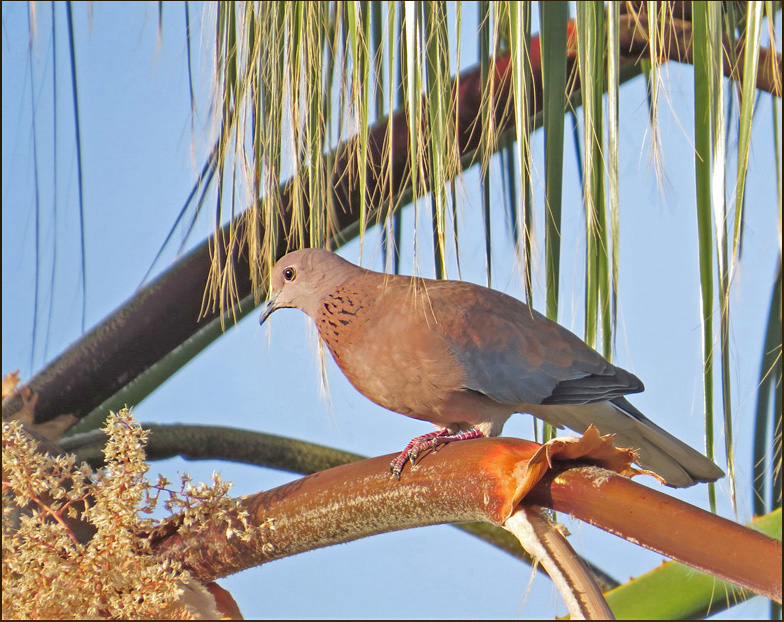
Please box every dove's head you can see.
[259,248,358,323]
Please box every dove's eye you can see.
[283,267,296,281]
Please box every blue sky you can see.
[2,2,781,618]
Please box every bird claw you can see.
[409,444,426,462]
[389,428,485,478]
[389,454,408,479]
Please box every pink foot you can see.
[389,428,485,479]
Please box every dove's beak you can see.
[259,291,279,325]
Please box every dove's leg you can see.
[390,428,484,478]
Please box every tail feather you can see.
[527,397,725,488]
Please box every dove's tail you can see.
[528,397,725,488]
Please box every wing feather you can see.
[429,280,644,406]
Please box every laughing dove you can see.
[259,248,724,487]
